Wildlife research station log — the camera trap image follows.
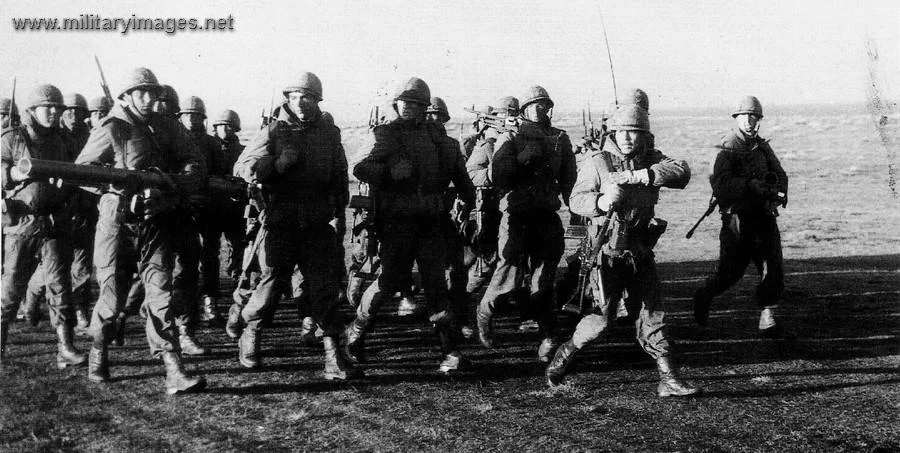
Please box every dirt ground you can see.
[1,105,899,452]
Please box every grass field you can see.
[1,105,899,452]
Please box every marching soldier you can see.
[427,96,476,338]
[345,77,475,373]
[1,84,86,368]
[87,96,111,130]
[23,92,99,330]
[231,71,358,380]
[545,104,699,397]
[692,95,789,337]
[211,109,247,281]
[464,96,518,294]
[177,95,226,329]
[476,85,576,362]
[75,67,206,394]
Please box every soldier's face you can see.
[215,124,233,140]
[128,89,158,116]
[614,130,647,155]
[180,112,205,131]
[62,108,86,129]
[287,92,319,121]
[426,112,444,124]
[736,113,759,136]
[396,100,425,121]
[523,100,551,123]
[31,105,61,128]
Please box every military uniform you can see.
[346,77,475,372]
[231,72,353,378]
[546,104,698,397]
[1,84,84,368]
[476,86,576,360]
[75,68,206,393]
[694,96,788,334]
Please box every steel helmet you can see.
[610,104,650,132]
[519,85,554,110]
[426,97,450,123]
[87,96,111,113]
[212,109,241,131]
[0,97,17,115]
[63,93,88,111]
[117,67,161,99]
[624,88,649,113]
[179,96,207,117]
[494,96,519,117]
[25,84,65,109]
[393,77,431,105]
[732,95,763,118]
[157,85,180,113]
[283,72,323,101]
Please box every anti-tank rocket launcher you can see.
[9,156,249,205]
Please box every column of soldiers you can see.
[1,66,790,398]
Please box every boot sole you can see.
[167,377,207,395]
[57,357,88,369]
[658,388,700,397]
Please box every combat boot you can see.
[225,302,244,339]
[75,307,90,331]
[56,324,87,369]
[199,296,223,325]
[162,351,206,395]
[87,345,110,383]
[299,316,321,346]
[656,356,699,397]
[322,336,363,380]
[397,293,417,317]
[546,340,578,387]
[342,318,368,364]
[436,325,471,374]
[476,303,494,349]
[238,325,261,369]
[178,325,208,356]
[693,287,711,327]
[537,337,559,363]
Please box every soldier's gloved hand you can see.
[275,145,301,173]
[142,188,169,220]
[596,184,624,212]
[391,160,412,180]
[608,169,652,186]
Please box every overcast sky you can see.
[1,0,897,125]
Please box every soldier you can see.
[211,109,247,281]
[545,104,699,398]
[23,92,99,331]
[475,85,576,362]
[692,96,789,337]
[427,96,475,338]
[177,96,226,330]
[1,97,19,129]
[231,71,358,380]
[75,67,206,394]
[1,84,87,368]
[345,77,475,373]
[87,96,111,130]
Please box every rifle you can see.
[10,157,248,202]
[463,106,517,134]
[685,195,718,239]
[9,77,19,127]
[93,55,114,107]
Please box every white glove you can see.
[608,168,651,185]
[596,184,624,212]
